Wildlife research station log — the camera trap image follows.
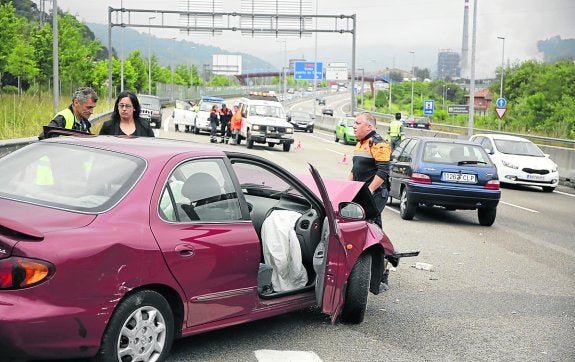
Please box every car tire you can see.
[268,142,275,147]
[340,253,372,324]
[283,143,291,152]
[399,188,417,220]
[343,134,349,145]
[335,133,339,142]
[247,133,254,149]
[478,207,497,226]
[309,127,314,133]
[96,290,174,362]
[542,186,555,192]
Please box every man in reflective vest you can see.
[39,87,99,139]
[385,112,405,150]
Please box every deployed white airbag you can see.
[261,210,308,292]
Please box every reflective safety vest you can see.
[388,120,404,138]
[54,108,76,129]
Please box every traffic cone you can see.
[339,153,349,165]
[295,140,302,150]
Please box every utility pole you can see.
[148,16,155,95]
[497,36,505,131]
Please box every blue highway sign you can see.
[423,100,434,116]
[294,61,323,80]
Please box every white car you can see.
[172,100,197,132]
[470,134,559,192]
[192,96,224,134]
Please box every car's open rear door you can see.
[309,164,348,324]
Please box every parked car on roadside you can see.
[387,137,501,226]
[137,94,163,129]
[286,110,314,133]
[334,116,357,145]
[405,116,431,129]
[172,99,197,132]
[0,134,410,361]
[469,133,559,192]
[318,97,326,105]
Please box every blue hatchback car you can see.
[387,137,501,226]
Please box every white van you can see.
[235,94,294,152]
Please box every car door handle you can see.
[174,244,196,257]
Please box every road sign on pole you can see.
[496,97,507,108]
[447,105,469,114]
[423,100,434,116]
[294,61,323,80]
[495,107,507,119]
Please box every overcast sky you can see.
[47,0,574,78]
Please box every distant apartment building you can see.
[437,50,461,80]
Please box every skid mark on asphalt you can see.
[255,350,322,362]
[499,200,539,213]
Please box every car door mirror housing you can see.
[338,202,365,220]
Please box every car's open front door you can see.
[309,164,348,324]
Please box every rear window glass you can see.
[0,143,145,213]
[423,142,492,166]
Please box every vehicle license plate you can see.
[442,172,476,183]
[526,174,544,181]
[266,138,280,143]
[416,124,425,128]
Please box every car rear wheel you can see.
[247,133,254,149]
[478,207,497,226]
[399,188,417,220]
[96,290,174,362]
[340,253,372,324]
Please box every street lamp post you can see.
[358,68,364,107]
[170,37,176,101]
[120,0,124,92]
[497,36,505,131]
[276,40,287,99]
[410,51,415,116]
[148,16,155,95]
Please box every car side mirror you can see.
[338,202,365,220]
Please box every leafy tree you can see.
[5,39,39,92]
[30,23,54,83]
[0,3,26,88]
[126,50,147,92]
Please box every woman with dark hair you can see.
[99,91,155,137]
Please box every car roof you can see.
[42,136,226,162]
[473,133,531,142]
[411,136,484,146]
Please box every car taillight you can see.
[0,257,54,289]
[411,173,431,184]
[485,180,500,190]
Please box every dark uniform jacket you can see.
[351,131,391,188]
[99,119,155,137]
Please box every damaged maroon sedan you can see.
[0,135,412,361]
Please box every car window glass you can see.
[390,138,409,161]
[494,138,544,157]
[0,143,144,213]
[398,139,417,162]
[423,142,492,166]
[159,158,242,223]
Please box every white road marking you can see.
[325,148,346,155]
[385,206,400,214]
[499,200,539,213]
[254,350,323,362]
[554,190,575,197]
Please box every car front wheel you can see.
[340,253,372,324]
[96,290,174,362]
[400,188,417,220]
[246,132,254,149]
[283,143,291,152]
[478,207,497,226]
[334,132,339,142]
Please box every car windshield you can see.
[138,96,161,109]
[290,112,311,120]
[493,138,545,157]
[0,143,145,213]
[422,142,492,166]
[249,105,285,118]
[200,101,222,112]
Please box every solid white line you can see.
[254,350,323,362]
[325,147,345,155]
[554,190,575,197]
[499,200,539,213]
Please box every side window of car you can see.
[479,138,493,153]
[398,139,418,162]
[391,139,409,161]
[159,158,242,223]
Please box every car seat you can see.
[180,172,223,221]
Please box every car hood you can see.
[0,199,96,253]
[249,116,293,127]
[496,153,557,169]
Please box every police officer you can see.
[385,112,405,150]
[349,112,392,291]
[39,87,98,139]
